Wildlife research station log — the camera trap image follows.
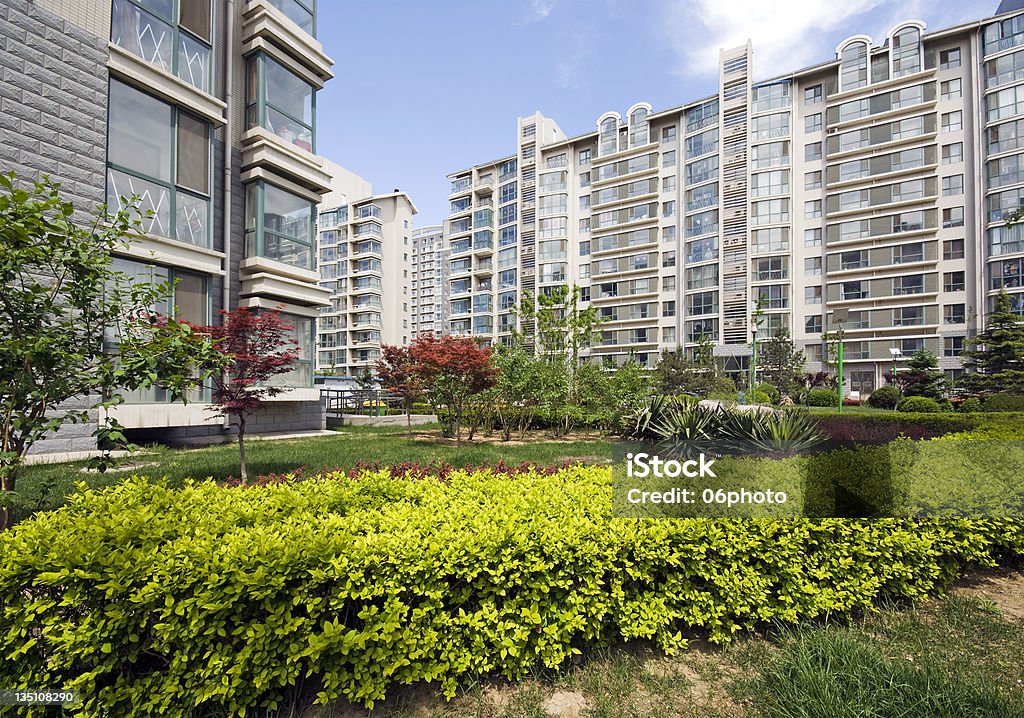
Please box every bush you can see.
[1,471,1022,716]
[866,386,900,410]
[897,396,942,413]
[757,383,780,404]
[958,397,982,413]
[752,390,773,405]
[806,388,839,407]
[815,413,979,444]
[411,402,433,415]
[982,393,1024,412]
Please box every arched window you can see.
[892,25,922,77]
[628,107,649,147]
[840,41,868,91]
[599,116,618,155]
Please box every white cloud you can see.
[659,0,994,81]
[556,31,591,88]
[527,0,556,22]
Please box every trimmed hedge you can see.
[983,393,1024,412]
[1,469,1023,716]
[898,396,942,413]
[815,412,980,443]
[866,386,900,410]
[806,388,838,407]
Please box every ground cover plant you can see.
[1,464,1022,717]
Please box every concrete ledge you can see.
[329,414,438,427]
[22,449,133,466]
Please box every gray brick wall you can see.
[3,0,108,456]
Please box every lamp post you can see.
[888,347,902,412]
[750,296,766,399]
[830,308,849,416]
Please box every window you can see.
[751,170,789,197]
[805,171,822,190]
[579,218,591,233]
[663,300,676,317]
[805,200,822,219]
[805,113,822,133]
[805,142,822,161]
[805,257,822,276]
[752,228,789,252]
[499,181,517,204]
[751,199,789,225]
[839,41,868,91]
[106,79,211,247]
[804,228,822,247]
[941,111,962,133]
[944,335,965,357]
[942,207,964,228]
[943,239,965,260]
[662,251,676,267]
[662,226,676,243]
[753,256,788,281]
[893,306,924,327]
[662,201,675,217]
[944,303,966,324]
[578,148,591,165]
[662,125,677,142]
[944,271,965,292]
[110,0,212,92]
[499,204,517,225]
[805,286,822,304]
[891,25,922,78]
[580,172,591,188]
[842,281,867,300]
[939,48,961,69]
[805,315,822,333]
[756,284,789,309]
[942,175,963,196]
[686,263,718,289]
[804,84,823,104]
[246,52,315,153]
[244,180,314,269]
[841,250,867,270]
[893,274,924,295]
[663,176,677,192]
[688,291,717,315]
[662,150,676,167]
[942,142,963,164]
[941,78,962,100]
[893,242,924,264]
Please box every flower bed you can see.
[1,466,1021,716]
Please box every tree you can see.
[194,307,300,483]
[408,333,495,446]
[654,335,728,398]
[759,325,805,399]
[890,347,950,401]
[376,344,420,432]
[491,341,539,440]
[0,174,223,526]
[960,290,1024,395]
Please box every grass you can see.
[293,589,1024,718]
[9,425,612,523]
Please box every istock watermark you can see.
[625,452,718,479]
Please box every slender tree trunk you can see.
[238,414,248,485]
[406,397,412,435]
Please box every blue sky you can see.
[315,0,994,227]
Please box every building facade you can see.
[445,7,1024,395]
[2,0,334,450]
[410,225,447,338]
[314,171,416,376]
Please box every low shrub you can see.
[957,397,981,413]
[2,470,1021,716]
[752,390,773,405]
[982,393,1024,412]
[866,386,900,410]
[815,413,980,444]
[411,402,433,414]
[806,388,838,407]
[757,383,780,404]
[897,396,942,413]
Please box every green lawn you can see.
[9,425,612,522]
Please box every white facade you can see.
[410,225,447,337]
[444,8,1024,394]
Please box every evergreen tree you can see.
[960,290,1024,395]
[759,325,805,398]
[893,347,950,401]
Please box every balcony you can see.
[239,127,331,194]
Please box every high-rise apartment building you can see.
[2,0,334,451]
[410,225,448,338]
[314,164,416,376]
[445,6,1024,396]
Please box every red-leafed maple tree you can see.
[376,344,421,433]
[408,333,495,446]
[193,307,300,483]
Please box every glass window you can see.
[941,111,962,133]
[804,84,822,104]
[942,175,963,196]
[804,228,822,247]
[805,113,822,133]
[939,48,961,69]
[840,41,868,91]
[246,52,315,153]
[266,0,315,35]
[110,0,212,92]
[244,180,314,269]
[944,271,965,292]
[941,78,962,100]
[891,26,922,77]
[804,142,822,161]
[106,79,211,247]
[805,171,821,190]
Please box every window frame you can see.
[246,51,316,153]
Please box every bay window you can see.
[244,180,315,269]
[246,52,315,153]
[110,0,212,93]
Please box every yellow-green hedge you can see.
[1,466,1022,717]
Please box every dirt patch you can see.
[953,565,1024,620]
[542,690,588,717]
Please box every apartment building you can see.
[315,165,416,375]
[445,5,1024,395]
[410,225,448,338]
[1,0,334,451]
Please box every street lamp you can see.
[888,347,902,412]
[831,308,849,415]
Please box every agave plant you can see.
[719,408,824,455]
[624,394,699,439]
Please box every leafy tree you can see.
[193,307,300,484]
[759,325,805,399]
[654,335,727,398]
[491,341,539,440]
[376,344,420,432]
[408,333,495,446]
[890,347,950,401]
[608,360,651,429]
[0,174,223,526]
[960,290,1024,395]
